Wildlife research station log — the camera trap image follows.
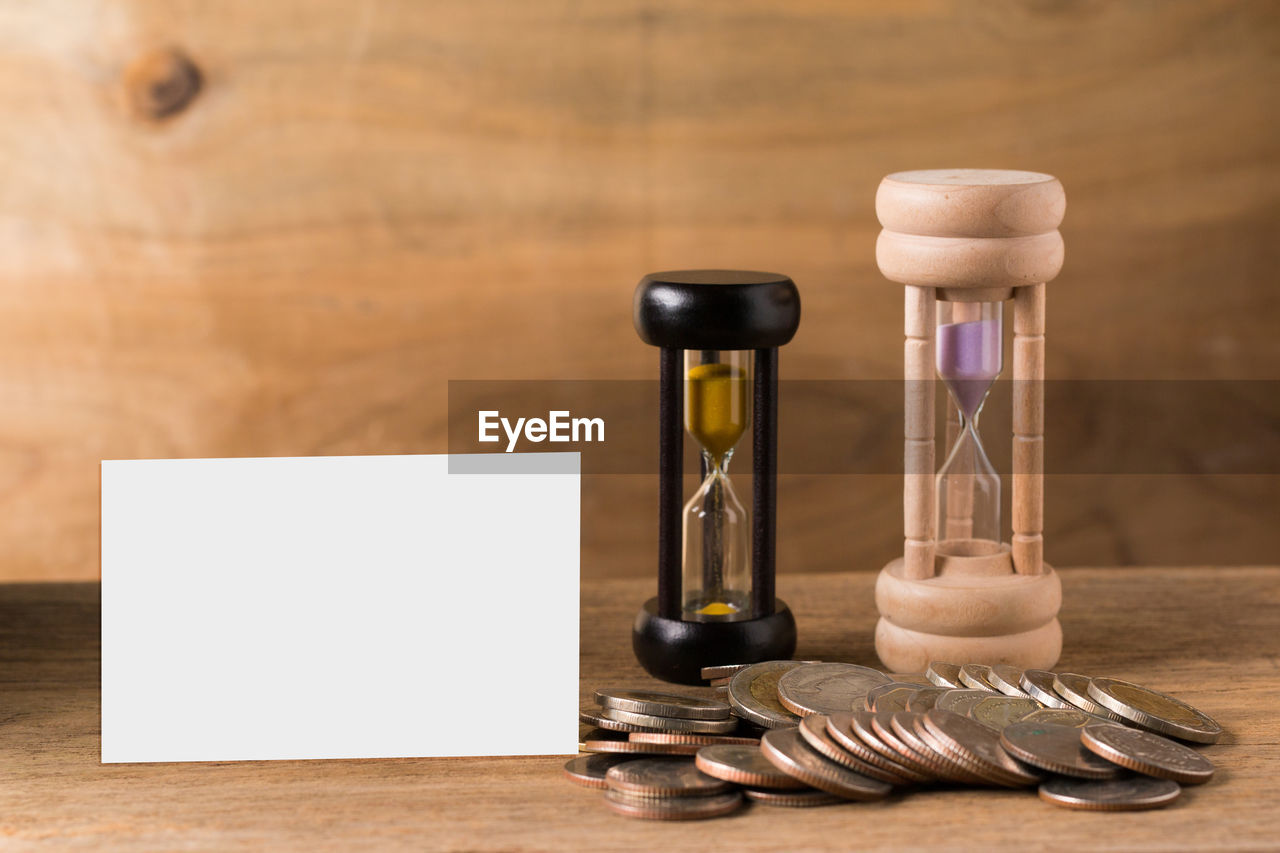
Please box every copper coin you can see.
[890,712,981,784]
[600,707,739,734]
[630,732,759,747]
[605,757,731,798]
[1020,670,1071,709]
[709,677,732,687]
[905,687,948,713]
[923,709,1042,787]
[1038,776,1181,811]
[742,787,843,807]
[563,754,638,789]
[583,739,700,756]
[865,682,920,714]
[603,789,744,820]
[1052,672,1126,722]
[1087,677,1223,744]
[1081,724,1215,784]
[825,712,931,783]
[694,744,806,789]
[909,716,992,785]
[848,710,938,781]
[1000,721,1123,779]
[925,662,963,688]
[760,727,893,801]
[958,664,1001,692]
[988,664,1033,698]
[797,714,912,785]
[777,663,892,717]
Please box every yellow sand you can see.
[685,363,749,462]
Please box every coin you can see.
[886,673,934,686]
[905,687,947,713]
[926,662,964,688]
[1000,721,1123,779]
[1081,724,1215,784]
[848,710,938,781]
[759,727,893,801]
[579,725,627,749]
[777,663,892,717]
[701,664,750,680]
[579,707,660,733]
[742,787,843,807]
[630,732,760,747]
[727,661,806,729]
[908,716,992,785]
[1051,672,1126,722]
[1020,707,1107,729]
[600,708,739,734]
[595,688,731,721]
[603,789,744,820]
[798,714,912,785]
[825,712,932,783]
[708,677,731,687]
[1038,776,1181,812]
[934,689,991,716]
[922,709,1042,787]
[987,664,1032,698]
[584,739,701,756]
[892,712,988,784]
[968,695,1041,732]
[694,744,807,789]
[958,664,1000,692]
[1020,670,1071,709]
[865,682,920,713]
[1087,677,1223,744]
[563,753,638,789]
[605,757,732,798]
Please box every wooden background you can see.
[0,1,1275,581]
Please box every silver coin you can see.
[1020,707,1109,729]
[701,664,750,680]
[987,664,1033,698]
[905,687,947,713]
[1020,669,1070,709]
[1051,673,1126,722]
[925,662,963,688]
[958,664,1000,692]
[580,707,660,733]
[1081,724,1215,784]
[1087,677,1223,744]
[600,707,739,734]
[759,727,893,801]
[603,789,744,820]
[934,689,991,716]
[776,663,892,717]
[727,661,806,729]
[865,682,920,714]
[594,688,731,721]
[1000,721,1123,779]
[1038,776,1181,811]
[968,695,1041,732]
[605,756,731,797]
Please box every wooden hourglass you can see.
[873,170,1066,673]
[632,270,800,684]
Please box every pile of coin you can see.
[564,661,1222,819]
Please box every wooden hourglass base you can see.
[873,551,1062,673]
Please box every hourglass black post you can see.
[632,270,799,684]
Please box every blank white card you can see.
[101,453,580,763]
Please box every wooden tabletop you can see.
[4,568,1278,850]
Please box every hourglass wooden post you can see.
[632,270,800,684]
[873,170,1065,673]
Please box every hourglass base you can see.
[632,597,797,685]
[873,556,1062,673]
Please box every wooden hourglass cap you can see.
[875,170,1065,295]
[633,270,801,350]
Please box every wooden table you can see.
[4,568,1278,850]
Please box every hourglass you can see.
[872,170,1066,673]
[632,270,800,684]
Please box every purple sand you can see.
[937,320,1001,420]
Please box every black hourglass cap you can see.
[633,270,800,350]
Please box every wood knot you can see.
[123,48,202,121]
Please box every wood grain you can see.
[2,569,1278,849]
[0,1,1275,579]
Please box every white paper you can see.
[101,453,579,763]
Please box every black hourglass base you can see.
[631,597,797,685]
